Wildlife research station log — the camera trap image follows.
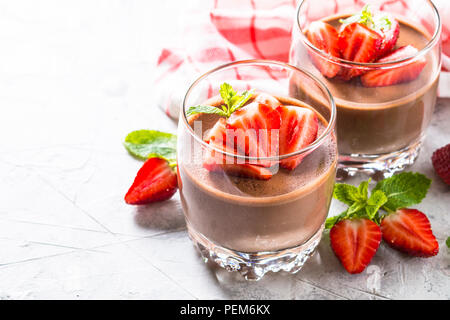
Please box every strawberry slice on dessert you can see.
[277,105,318,170]
[227,101,281,166]
[381,208,439,257]
[203,118,273,180]
[330,218,382,274]
[338,22,383,80]
[377,18,400,57]
[360,45,426,87]
[125,157,178,205]
[306,21,342,78]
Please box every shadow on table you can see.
[133,194,186,231]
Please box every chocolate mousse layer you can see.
[291,16,439,155]
[178,95,337,253]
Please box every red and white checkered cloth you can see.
[155,0,450,119]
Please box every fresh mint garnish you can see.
[124,130,177,167]
[326,172,431,229]
[447,237,450,249]
[186,82,254,118]
[373,172,431,212]
[340,4,392,32]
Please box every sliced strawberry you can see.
[360,45,426,87]
[203,154,272,180]
[227,101,281,166]
[203,118,273,180]
[306,21,341,78]
[338,22,383,79]
[381,208,439,257]
[124,157,177,205]
[378,18,400,57]
[431,143,450,185]
[254,93,281,109]
[277,105,318,170]
[330,218,382,274]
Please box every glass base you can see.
[188,224,324,281]
[337,139,422,180]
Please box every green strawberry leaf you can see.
[124,130,177,164]
[373,172,431,212]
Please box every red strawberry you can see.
[431,143,450,185]
[330,218,382,274]
[203,118,273,180]
[254,93,282,109]
[277,105,318,170]
[361,45,426,87]
[306,21,341,78]
[203,156,273,180]
[381,208,439,257]
[227,101,281,166]
[125,157,177,205]
[338,22,383,79]
[378,18,400,57]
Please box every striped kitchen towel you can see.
[155,0,450,119]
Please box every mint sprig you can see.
[326,172,431,229]
[340,4,392,32]
[186,82,254,118]
[124,130,177,167]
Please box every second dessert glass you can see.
[290,0,441,177]
[177,60,337,280]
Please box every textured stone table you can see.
[0,1,449,300]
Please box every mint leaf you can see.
[358,179,370,200]
[124,130,177,163]
[230,89,254,113]
[219,83,237,109]
[365,190,388,221]
[373,172,431,212]
[187,83,254,118]
[325,210,348,229]
[333,183,360,205]
[186,105,228,117]
[340,4,391,32]
[447,237,450,249]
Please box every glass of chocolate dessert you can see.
[290,0,441,177]
[177,60,337,280]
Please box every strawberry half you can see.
[377,18,400,58]
[330,218,382,274]
[338,22,383,80]
[431,143,450,185]
[277,105,318,170]
[125,157,178,205]
[360,45,426,87]
[227,101,281,166]
[203,118,273,180]
[306,21,341,78]
[381,208,439,257]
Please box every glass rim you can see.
[181,59,337,162]
[296,0,441,68]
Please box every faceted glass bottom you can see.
[188,224,324,281]
[337,138,422,180]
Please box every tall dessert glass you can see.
[290,0,441,177]
[177,60,337,280]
